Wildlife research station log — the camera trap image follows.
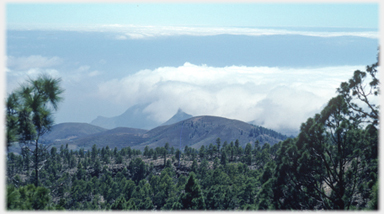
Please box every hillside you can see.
[136,115,287,150]
[49,127,148,151]
[48,115,287,151]
[39,122,107,144]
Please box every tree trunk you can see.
[35,137,39,187]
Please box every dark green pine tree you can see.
[244,143,252,166]
[216,138,221,155]
[111,194,127,210]
[6,75,64,187]
[180,172,206,210]
[199,145,206,159]
[191,160,198,173]
[128,158,147,184]
[162,147,167,166]
[220,150,228,166]
[271,94,378,210]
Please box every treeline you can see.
[6,119,378,210]
[249,125,289,140]
[7,139,280,210]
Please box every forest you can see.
[5,57,379,210]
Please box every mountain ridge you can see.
[45,115,288,151]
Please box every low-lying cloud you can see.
[108,25,378,40]
[9,24,378,39]
[97,63,363,135]
[7,55,63,71]
[5,54,370,135]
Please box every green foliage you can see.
[6,75,64,187]
[111,194,127,210]
[367,181,378,210]
[116,154,123,164]
[7,184,52,210]
[249,125,288,140]
[216,138,221,154]
[213,157,219,169]
[129,158,147,183]
[220,150,228,166]
[180,172,206,210]
[337,55,379,126]
[270,97,378,209]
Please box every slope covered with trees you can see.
[6,57,379,210]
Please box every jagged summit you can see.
[161,109,193,126]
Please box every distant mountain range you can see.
[90,103,161,130]
[38,113,288,152]
[90,105,194,130]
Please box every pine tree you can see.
[6,75,64,187]
[180,172,206,210]
[111,194,127,210]
[220,150,228,166]
[216,138,221,155]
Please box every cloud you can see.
[88,70,101,77]
[97,63,363,134]
[6,68,61,93]
[7,55,63,71]
[115,35,128,40]
[251,86,324,135]
[5,55,103,96]
[6,55,63,94]
[111,25,379,40]
[9,24,378,39]
[76,65,91,72]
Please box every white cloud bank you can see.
[9,24,378,39]
[97,63,363,135]
[106,25,378,40]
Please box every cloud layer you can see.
[97,63,362,135]
[7,55,63,71]
[5,54,370,135]
[106,25,378,40]
[8,24,378,39]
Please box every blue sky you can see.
[5,3,380,136]
[7,3,379,29]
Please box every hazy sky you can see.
[5,3,379,136]
[6,3,379,28]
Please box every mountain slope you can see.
[44,116,288,151]
[136,116,287,150]
[40,122,107,144]
[48,127,148,151]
